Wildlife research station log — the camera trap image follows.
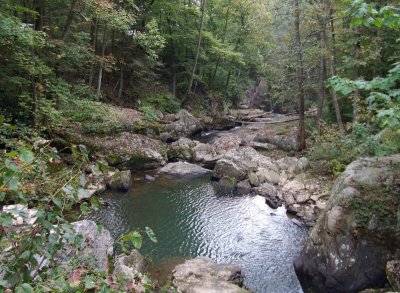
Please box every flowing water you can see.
[91,174,307,293]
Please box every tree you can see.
[186,0,207,99]
[294,0,306,150]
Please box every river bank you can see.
[3,105,398,293]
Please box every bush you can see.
[309,123,400,175]
[142,93,180,114]
[138,105,159,122]
[0,123,156,291]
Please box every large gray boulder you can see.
[114,250,145,280]
[262,135,300,151]
[70,220,114,272]
[55,128,167,170]
[171,257,249,293]
[294,155,400,293]
[99,133,167,170]
[159,162,211,177]
[213,159,247,181]
[168,137,199,161]
[106,170,131,191]
[162,110,203,141]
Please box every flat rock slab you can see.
[172,257,248,293]
[159,162,211,177]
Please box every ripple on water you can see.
[90,174,307,293]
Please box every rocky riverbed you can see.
[7,107,397,292]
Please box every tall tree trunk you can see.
[323,0,345,132]
[353,26,361,123]
[61,0,78,40]
[96,23,107,96]
[34,0,45,31]
[294,0,306,150]
[317,52,326,135]
[210,5,231,85]
[89,18,99,86]
[185,0,207,99]
[32,77,38,129]
[317,16,327,135]
[118,65,124,99]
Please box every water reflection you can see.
[90,174,306,293]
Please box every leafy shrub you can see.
[0,123,155,291]
[138,105,159,122]
[310,123,400,175]
[142,93,180,114]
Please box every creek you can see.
[91,173,307,293]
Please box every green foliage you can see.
[0,122,155,291]
[142,93,181,114]
[118,227,157,253]
[329,62,400,129]
[135,19,166,61]
[138,105,159,122]
[310,123,400,175]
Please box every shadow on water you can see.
[90,174,307,293]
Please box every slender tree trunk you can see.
[34,0,45,31]
[172,72,177,97]
[96,23,107,96]
[353,26,361,123]
[323,0,345,132]
[294,0,306,150]
[210,5,230,85]
[61,0,78,40]
[317,16,327,135]
[32,77,38,129]
[185,0,207,98]
[118,65,124,99]
[317,52,326,135]
[89,18,99,86]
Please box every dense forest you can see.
[0,0,399,291]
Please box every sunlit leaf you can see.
[145,227,157,243]
[19,150,34,163]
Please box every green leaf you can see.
[8,178,22,191]
[90,197,100,211]
[145,227,157,243]
[0,213,13,227]
[98,162,109,173]
[20,250,31,260]
[0,280,8,287]
[80,202,90,215]
[84,276,96,289]
[53,197,63,209]
[131,231,143,249]
[6,150,18,158]
[19,150,34,163]
[16,283,34,293]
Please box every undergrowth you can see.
[309,123,400,175]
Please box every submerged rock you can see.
[213,176,237,193]
[171,257,248,293]
[114,250,145,280]
[106,170,131,191]
[294,155,400,293]
[159,162,211,177]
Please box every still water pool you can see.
[90,174,307,293]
